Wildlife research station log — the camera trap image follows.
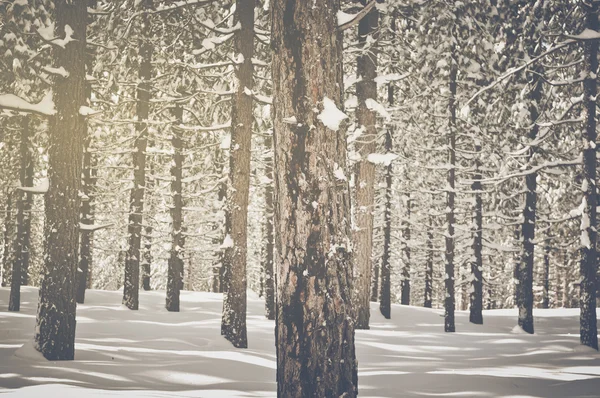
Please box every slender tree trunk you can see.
[579,0,599,350]
[211,146,227,293]
[470,141,483,324]
[1,190,12,288]
[272,0,358,395]
[123,0,152,310]
[221,0,255,349]
[424,220,433,308]
[542,237,550,309]
[444,53,457,333]
[34,0,86,360]
[371,259,379,302]
[166,105,185,312]
[380,90,393,318]
[353,0,379,330]
[401,196,411,305]
[263,132,275,320]
[142,157,154,291]
[77,141,95,304]
[9,117,32,311]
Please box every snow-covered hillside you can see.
[0,287,599,397]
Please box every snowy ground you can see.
[0,287,599,397]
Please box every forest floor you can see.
[0,287,600,397]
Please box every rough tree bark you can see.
[353,0,379,330]
[469,140,483,324]
[1,190,12,288]
[579,0,599,350]
[445,50,457,333]
[272,0,358,395]
[77,141,96,304]
[123,0,153,310]
[221,0,255,349]
[542,236,550,309]
[34,0,86,360]
[263,132,275,320]
[379,84,393,319]
[424,218,434,308]
[166,105,185,312]
[9,116,32,311]
[211,145,227,293]
[401,195,411,305]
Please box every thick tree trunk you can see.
[380,92,393,318]
[445,58,457,333]
[34,0,86,360]
[9,116,32,311]
[166,106,185,312]
[469,141,483,324]
[77,142,96,304]
[1,190,12,288]
[353,0,379,330]
[263,132,275,320]
[221,0,255,349]
[401,196,411,305]
[424,221,433,308]
[542,237,550,309]
[272,0,358,396]
[123,0,152,310]
[579,0,599,350]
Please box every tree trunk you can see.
[380,86,393,318]
[469,141,483,324]
[211,146,227,293]
[424,219,433,308]
[272,0,358,396]
[142,156,154,291]
[1,190,12,288]
[220,0,255,349]
[166,105,185,312]
[540,238,550,309]
[34,0,86,360]
[444,55,457,333]
[371,258,379,303]
[353,0,379,330]
[77,141,95,304]
[9,116,32,311]
[579,0,599,350]
[263,132,275,320]
[123,0,153,310]
[401,196,411,305]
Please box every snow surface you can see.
[0,287,599,397]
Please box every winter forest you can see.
[1,0,600,396]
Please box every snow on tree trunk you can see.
[77,141,95,304]
[166,105,185,312]
[34,0,86,360]
[380,93,393,319]
[263,132,275,320]
[469,141,483,324]
[272,0,358,395]
[579,0,599,351]
[352,0,379,330]
[401,195,411,305]
[444,55,457,333]
[9,116,32,311]
[123,0,153,310]
[220,0,255,349]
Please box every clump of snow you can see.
[220,234,234,249]
[367,153,398,166]
[333,163,347,181]
[0,91,55,116]
[337,10,354,26]
[18,178,49,194]
[79,106,101,116]
[317,97,348,131]
[365,98,390,120]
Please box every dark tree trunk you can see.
[123,0,153,310]
[142,159,154,291]
[77,141,96,304]
[34,0,86,360]
[579,0,599,350]
[371,259,379,303]
[353,0,379,330]
[401,196,411,305]
[444,56,457,333]
[272,0,358,396]
[263,132,275,320]
[1,190,12,288]
[380,86,393,318]
[424,221,433,308]
[211,146,227,293]
[9,116,32,311]
[542,237,550,309]
[469,141,483,324]
[166,105,185,312]
[221,0,255,349]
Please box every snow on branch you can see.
[338,0,378,32]
[17,178,49,194]
[0,92,55,116]
[79,223,114,232]
[124,0,218,34]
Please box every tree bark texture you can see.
[469,142,483,324]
